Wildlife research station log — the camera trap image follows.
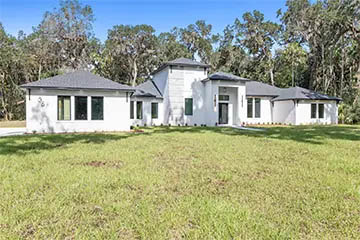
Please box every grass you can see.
[0,120,26,128]
[0,125,359,239]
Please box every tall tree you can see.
[234,10,281,85]
[35,0,95,71]
[177,20,217,65]
[104,24,157,86]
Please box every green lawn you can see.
[0,120,26,128]
[0,126,359,239]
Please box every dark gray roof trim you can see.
[202,72,251,82]
[272,87,342,102]
[21,71,135,91]
[133,80,163,98]
[246,81,281,96]
[152,57,210,75]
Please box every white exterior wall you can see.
[166,66,207,125]
[131,97,164,126]
[25,88,131,133]
[273,100,296,124]
[245,97,273,124]
[204,80,246,126]
[295,100,338,125]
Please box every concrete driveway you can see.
[0,128,26,137]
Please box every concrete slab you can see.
[0,128,26,137]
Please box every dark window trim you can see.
[311,103,317,119]
[247,98,253,118]
[57,95,71,121]
[136,101,143,120]
[75,96,88,121]
[219,95,230,101]
[151,102,158,119]
[254,98,261,118]
[91,96,104,121]
[130,101,134,119]
[318,103,325,119]
[185,98,193,116]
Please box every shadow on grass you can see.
[0,125,359,156]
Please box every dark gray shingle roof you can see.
[202,72,250,82]
[152,58,210,75]
[246,81,281,96]
[133,80,162,98]
[272,86,342,102]
[21,71,135,91]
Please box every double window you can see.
[247,98,261,118]
[58,96,104,121]
[185,98,193,116]
[311,103,325,119]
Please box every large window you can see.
[58,96,71,121]
[151,102,158,119]
[318,104,324,119]
[130,101,134,119]
[185,98,193,116]
[311,103,317,119]
[75,96,88,120]
[91,97,103,120]
[255,98,261,118]
[136,101,143,119]
[247,98,253,118]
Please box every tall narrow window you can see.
[130,101,134,119]
[247,98,253,118]
[185,98,193,116]
[91,97,103,120]
[255,98,261,118]
[58,96,71,121]
[136,101,143,119]
[318,103,324,119]
[311,103,317,119]
[75,96,88,120]
[151,102,158,119]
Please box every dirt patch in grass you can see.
[83,161,123,169]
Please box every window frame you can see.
[185,98,193,116]
[91,96,104,121]
[219,95,230,101]
[311,103,317,119]
[130,101,134,119]
[318,103,325,119]
[247,98,253,118]
[151,102,158,119]
[136,101,143,120]
[254,98,261,118]
[57,96,71,121]
[75,96,88,121]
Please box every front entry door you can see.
[219,103,229,124]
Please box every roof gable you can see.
[133,80,162,98]
[21,71,135,91]
[203,72,250,82]
[152,58,210,75]
[246,81,281,96]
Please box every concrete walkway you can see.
[0,128,26,137]
[218,124,265,132]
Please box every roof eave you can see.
[21,86,136,92]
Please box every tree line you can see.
[0,0,359,123]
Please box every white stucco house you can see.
[21,58,341,133]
